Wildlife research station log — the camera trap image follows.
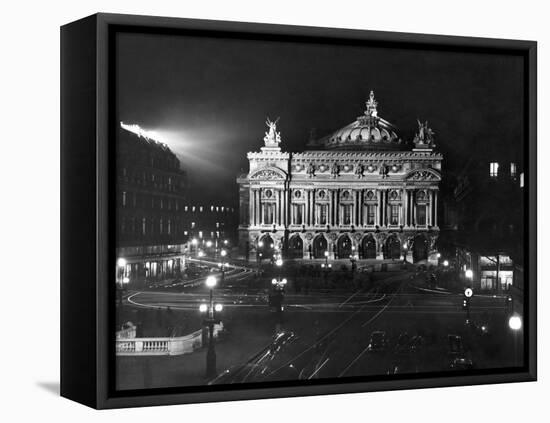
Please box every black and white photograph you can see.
[112,27,529,391]
[4,0,548,420]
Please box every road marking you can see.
[338,290,362,308]
[308,358,330,379]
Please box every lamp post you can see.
[403,243,408,263]
[508,314,522,366]
[197,250,204,268]
[321,251,332,283]
[191,238,198,257]
[219,249,227,286]
[200,275,223,379]
[116,258,127,307]
[463,287,473,322]
[271,277,287,332]
[257,241,264,276]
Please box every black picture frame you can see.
[60,12,537,409]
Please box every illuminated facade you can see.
[237,92,443,263]
[116,123,188,285]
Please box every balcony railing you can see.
[115,323,223,356]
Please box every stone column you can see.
[434,190,438,227]
[428,190,434,226]
[249,188,255,227]
[404,190,409,227]
[378,190,383,226]
[411,191,416,225]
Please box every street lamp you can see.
[465,269,473,280]
[271,277,287,331]
[116,258,127,306]
[508,314,522,366]
[198,250,205,267]
[218,249,228,285]
[443,260,449,267]
[200,275,222,378]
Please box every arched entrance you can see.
[287,235,303,259]
[258,234,275,260]
[337,235,352,259]
[312,235,328,259]
[412,235,428,262]
[384,235,401,259]
[361,235,377,259]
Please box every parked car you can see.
[367,331,388,352]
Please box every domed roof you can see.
[309,91,404,151]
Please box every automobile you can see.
[208,331,308,384]
[449,356,474,370]
[394,332,411,355]
[410,335,424,353]
[447,334,464,355]
[367,331,388,352]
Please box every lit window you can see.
[520,172,524,188]
[191,222,196,229]
[216,231,220,238]
[198,231,203,239]
[211,205,214,211]
[263,203,275,224]
[200,206,203,212]
[216,222,220,228]
[142,218,146,235]
[510,162,517,179]
[342,205,352,225]
[292,204,304,225]
[390,205,399,225]
[192,206,196,212]
[366,205,376,225]
[184,230,188,236]
[490,162,499,178]
[122,191,126,207]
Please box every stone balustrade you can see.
[115,323,223,356]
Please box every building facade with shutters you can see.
[237,92,443,263]
[116,123,188,286]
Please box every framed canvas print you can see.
[60,13,537,409]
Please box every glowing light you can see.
[258,241,264,248]
[464,288,474,298]
[206,276,217,288]
[214,304,223,312]
[199,304,208,313]
[324,251,329,257]
[117,258,127,267]
[122,277,130,284]
[443,260,449,267]
[206,241,213,248]
[198,251,204,257]
[120,121,165,144]
[281,278,287,285]
[272,278,277,285]
[436,253,441,258]
[465,269,473,279]
[191,238,198,245]
[221,249,227,257]
[509,315,522,331]
[276,258,283,266]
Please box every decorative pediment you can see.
[249,167,287,181]
[405,168,441,181]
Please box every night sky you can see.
[116,31,525,207]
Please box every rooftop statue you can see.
[414,119,436,147]
[263,117,282,147]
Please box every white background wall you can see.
[0,0,546,421]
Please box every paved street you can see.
[116,261,523,390]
